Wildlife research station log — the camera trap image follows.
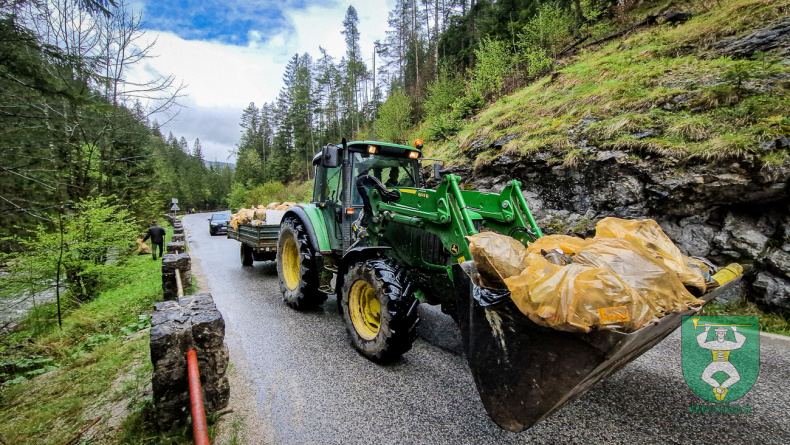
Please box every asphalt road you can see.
[183,213,790,445]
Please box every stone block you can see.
[150,293,230,430]
[166,241,185,253]
[162,253,192,300]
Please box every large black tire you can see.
[341,259,420,362]
[240,244,253,266]
[276,218,326,310]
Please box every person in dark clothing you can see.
[385,168,400,187]
[143,220,166,260]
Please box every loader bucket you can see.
[451,263,741,432]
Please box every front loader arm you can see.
[361,173,541,264]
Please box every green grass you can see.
[701,299,790,336]
[423,0,790,167]
[0,223,209,444]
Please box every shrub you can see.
[450,89,486,120]
[424,75,466,119]
[1,197,139,303]
[375,89,413,144]
[519,2,575,56]
[523,47,553,78]
[427,114,464,140]
[471,38,516,97]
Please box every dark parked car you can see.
[208,211,231,235]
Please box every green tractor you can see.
[275,139,737,431]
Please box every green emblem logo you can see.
[682,316,759,403]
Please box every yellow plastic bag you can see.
[595,218,708,294]
[467,232,530,288]
[236,208,255,223]
[266,202,280,209]
[712,263,743,286]
[573,238,704,314]
[527,235,591,255]
[253,209,267,221]
[136,239,152,255]
[275,202,296,211]
[505,253,657,333]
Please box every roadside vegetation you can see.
[417,0,789,171]
[702,300,790,336]
[228,180,313,211]
[0,220,223,444]
[1,221,188,443]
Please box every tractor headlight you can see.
[407,150,420,159]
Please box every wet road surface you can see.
[183,213,790,444]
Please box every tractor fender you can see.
[282,206,329,254]
[340,246,391,268]
[334,246,392,308]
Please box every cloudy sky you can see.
[128,0,394,163]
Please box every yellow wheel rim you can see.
[282,236,300,290]
[349,280,380,340]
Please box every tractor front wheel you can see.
[341,259,419,362]
[276,218,326,310]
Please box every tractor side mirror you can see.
[433,163,442,181]
[322,144,339,168]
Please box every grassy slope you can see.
[0,225,199,444]
[424,0,790,171]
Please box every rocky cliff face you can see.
[433,12,790,311]
[453,139,790,311]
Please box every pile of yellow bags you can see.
[467,218,712,333]
[229,202,296,230]
[136,238,152,255]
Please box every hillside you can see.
[423,0,790,312]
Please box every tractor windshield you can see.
[351,152,419,205]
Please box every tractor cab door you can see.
[312,163,344,252]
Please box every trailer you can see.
[227,210,286,266]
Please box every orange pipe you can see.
[187,349,210,445]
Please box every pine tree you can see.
[193,138,204,163]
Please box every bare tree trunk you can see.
[55,204,64,328]
[434,0,439,80]
[413,0,419,93]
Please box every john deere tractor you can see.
[275,139,737,431]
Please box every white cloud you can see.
[129,0,394,163]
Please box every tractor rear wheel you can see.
[341,259,419,362]
[276,218,326,310]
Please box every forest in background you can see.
[0,0,234,324]
[0,0,233,246]
[231,0,625,194]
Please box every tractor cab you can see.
[311,140,424,253]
